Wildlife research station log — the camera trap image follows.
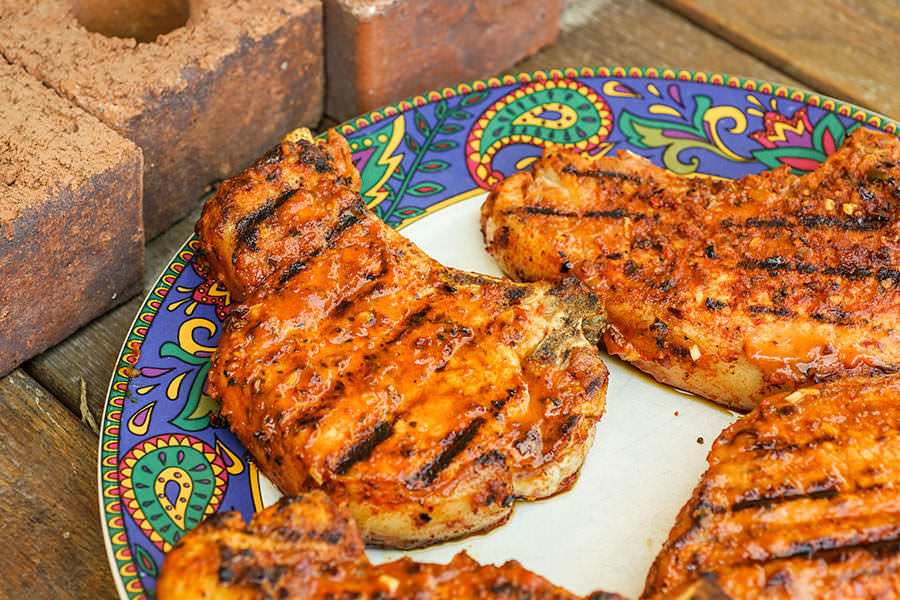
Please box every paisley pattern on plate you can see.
[99,66,896,599]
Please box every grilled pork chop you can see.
[482,127,900,410]
[643,374,900,599]
[157,491,626,600]
[195,131,609,548]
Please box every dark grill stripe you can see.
[561,164,644,183]
[406,418,486,488]
[278,258,309,285]
[730,487,838,512]
[722,213,891,232]
[510,205,646,221]
[235,189,299,252]
[585,377,606,395]
[811,310,853,325]
[817,537,900,564]
[747,305,795,317]
[334,421,395,475]
[738,257,900,283]
[325,202,365,245]
[765,525,900,563]
[800,213,891,231]
[705,298,727,311]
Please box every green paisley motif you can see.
[119,434,228,551]
[619,95,752,174]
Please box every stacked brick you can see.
[0,0,558,375]
[0,60,142,374]
[324,0,561,119]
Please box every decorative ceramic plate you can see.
[99,66,899,600]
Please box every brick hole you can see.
[72,0,190,43]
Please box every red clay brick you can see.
[324,0,561,120]
[0,0,323,238]
[0,61,143,376]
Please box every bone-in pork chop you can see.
[195,131,608,548]
[482,128,900,410]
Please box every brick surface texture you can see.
[324,0,561,119]
[0,62,143,376]
[0,0,324,238]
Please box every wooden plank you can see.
[656,0,900,120]
[510,0,803,89]
[0,369,116,598]
[23,204,203,426]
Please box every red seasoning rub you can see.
[643,374,900,599]
[195,130,608,549]
[482,127,900,410]
[157,491,626,600]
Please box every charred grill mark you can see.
[723,213,891,232]
[235,189,299,251]
[259,143,286,166]
[764,526,900,564]
[334,421,395,475]
[490,581,548,596]
[823,266,873,279]
[877,268,900,282]
[747,305,795,317]
[738,257,891,282]
[705,298,727,310]
[491,388,519,413]
[325,201,366,245]
[504,286,529,302]
[811,310,854,325]
[218,544,290,587]
[406,418,486,488]
[586,208,646,220]
[522,205,571,216]
[475,449,507,467]
[586,376,606,395]
[298,141,334,174]
[821,537,900,563]
[669,344,690,358]
[560,414,580,436]
[743,433,838,461]
[265,166,282,182]
[744,217,788,228]
[738,257,796,272]
[295,410,325,428]
[799,213,890,231]
[444,270,492,287]
[279,258,309,284]
[561,164,644,183]
[513,205,647,220]
[495,225,510,248]
[623,259,639,277]
[730,486,839,512]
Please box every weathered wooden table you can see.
[3,1,897,597]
